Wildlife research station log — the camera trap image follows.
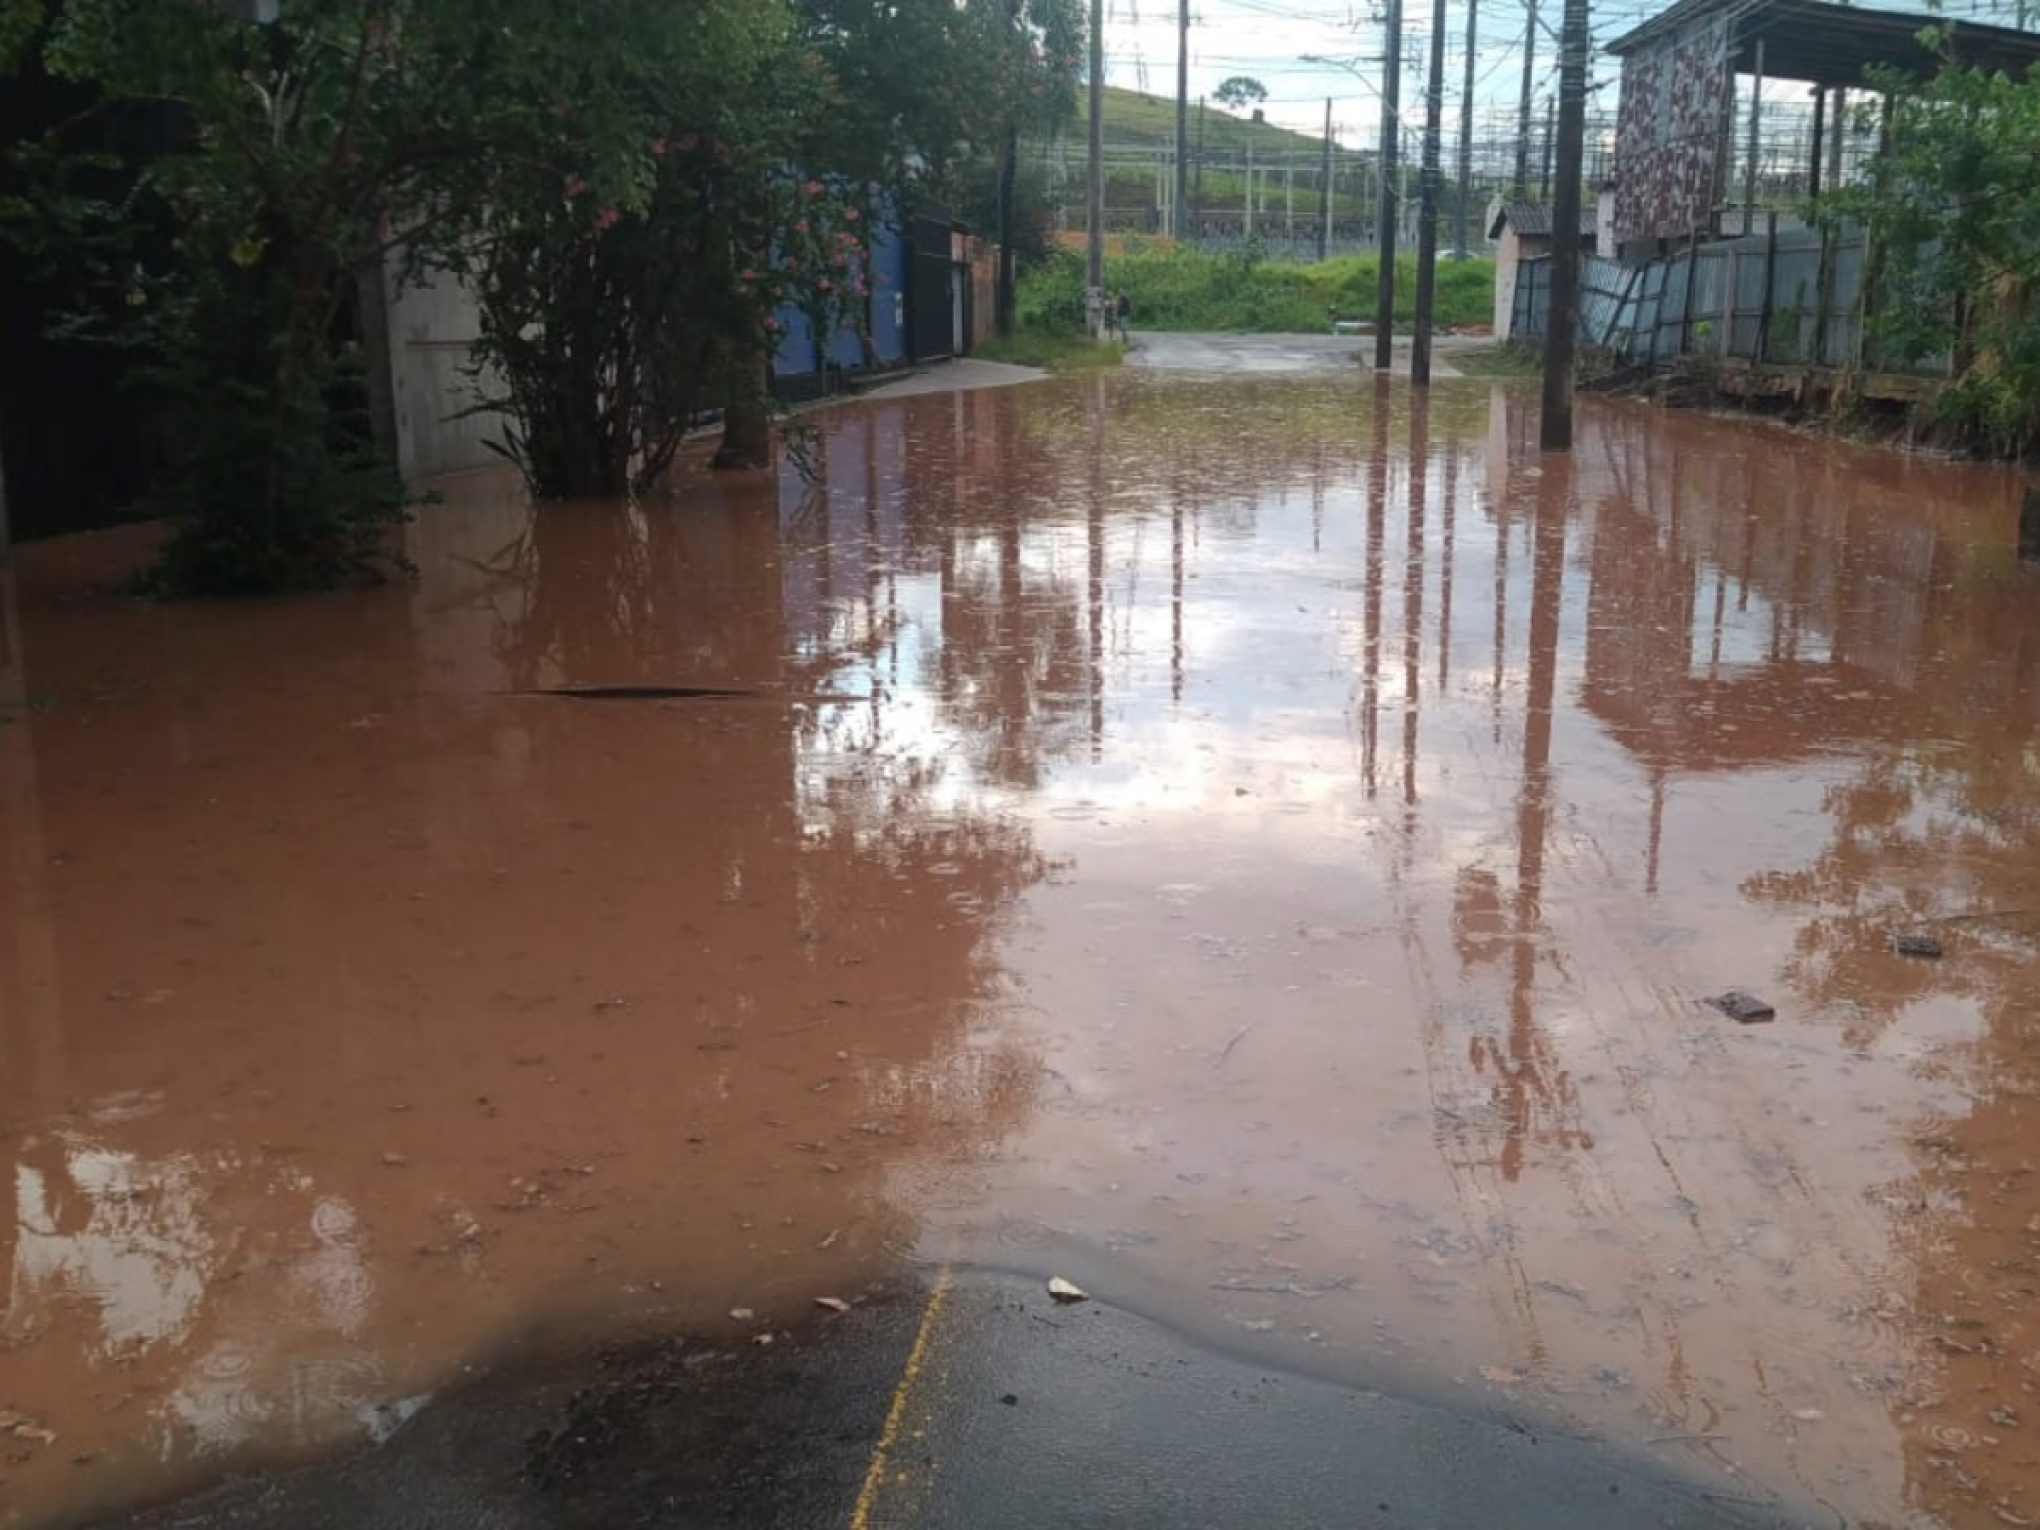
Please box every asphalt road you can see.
[93,1271,1810,1530]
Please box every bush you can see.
[1016,244,1495,334]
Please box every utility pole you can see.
[1540,0,1589,451]
[1194,97,1206,232]
[1175,0,1189,239]
[1413,0,1447,386]
[1319,97,1334,262]
[1373,0,1403,369]
[1456,0,1477,254]
[1246,141,1257,237]
[996,0,1021,337]
[1743,38,1764,234]
[1514,0,1538,196]
[1087,0,1104,333]
[1541,94,1555,197]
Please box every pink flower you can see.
[564,175,587,198]
[818,277,831,291]
[844,207,859,222]
[804,179,824,196]
[650,138,667,158]
[597,206,621,230]
[765,315,780,330]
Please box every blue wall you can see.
[771,212,909,383]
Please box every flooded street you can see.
[4,369,2040,1528]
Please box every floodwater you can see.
[3,372,2039,1530]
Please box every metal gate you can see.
[908,214,956,363]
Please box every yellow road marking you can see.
[847,1264,955,1530]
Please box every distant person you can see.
[1115,291,1132,343]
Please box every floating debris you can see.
[814,1296,851,1313]
[1892,932,1944,960]
[1707,991,1776,1024]
[1047,1276,1089,1304]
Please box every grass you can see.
[1018,244,1497,335]
[974,330,1127,372]
[1447,341,1541,378]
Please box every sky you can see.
[1101,0,2036,146]
[1100,0,1664,145]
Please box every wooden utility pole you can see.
[1541,94,1555,196]
[1513,0,1538,196]
[1807,85,1825,199]
[1319,97,1334,262]
[1457,0,1478,255]
[1540,0,1589,451]
[1246,141,1257,237]
[1743,38,1765,234]
[1087,0,1104,332]
[1373,0,1403,369]
[1175,0,1189,240]
[997,121,1018,336]
[1412,0,1447,385]
[996,0,1021,337]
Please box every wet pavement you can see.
[3,364,2040,1529]
[1126,330,1485,375]
[88,1270,1793,1530]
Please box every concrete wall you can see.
[1494,231,1527,340]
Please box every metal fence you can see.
[1511,219,1949,378]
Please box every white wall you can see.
[379,262,512,482]
[1493,231,1520,341]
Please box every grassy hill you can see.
[1058,86,1380,224]
[1076,85,1338,158]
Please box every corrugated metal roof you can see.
[1605,0,2040,89]
[1486,201,1598,241]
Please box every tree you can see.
[1214,75,1268,112]
[455,0,842,496]
[1,0,689,591]
[1819,50,2040,456]
[712,0,1082,468]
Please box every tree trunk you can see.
[713,350,774,470]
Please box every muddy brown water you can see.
[3,373,2040,1529]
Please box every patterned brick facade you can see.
[1612,18,1729,245]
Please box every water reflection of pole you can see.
[1361,379,1390,798]
[1088,376,1105,759]
[1403,395,1430,820]
[1492,478,1510,747]
[1499,463,1568,1182]
[0,561,60,1103]
[1439,435,1458,691]
[1171,486,1185,706]
[1311,442,1325,555]
[1001,489,1027,770]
